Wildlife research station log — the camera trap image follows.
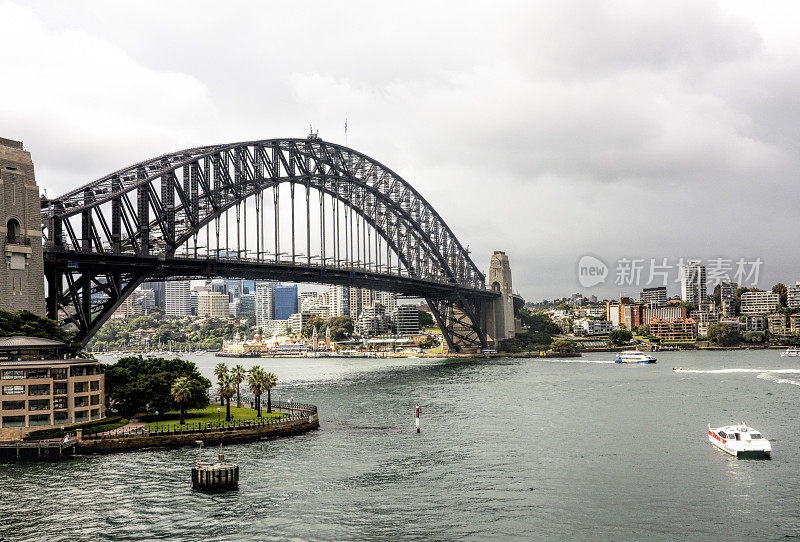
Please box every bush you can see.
[24,416,128,441]
[607,329,633,346]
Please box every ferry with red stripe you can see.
[707,423,771,459]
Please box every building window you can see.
[90,380,100,391]
[53,411,69,421]
[6,218,20,244]
[74,396,88,408]
[2,385,24,395]
[26,369,48,379]
[53,382,67,395]
[1,370,25,380]
[90,408,100,420]
[51,368,67,380]
[74,410,89,421]
[53,397,67,409]
[2,400,25,410]
[28,399,49,411]
[70,366,87,377]
[90,394,100,405]
[74,381,88,393]
[2,415,25,427]
[28,414,51,426]
[29,384,50,396]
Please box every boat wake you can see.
[674,367,800,387]
[546,359,617,364]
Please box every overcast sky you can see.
[2,1,799,301]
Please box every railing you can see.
[82,400,317,440]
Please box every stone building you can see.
[0,138,45,315]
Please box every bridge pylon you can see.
[485,251,516,345]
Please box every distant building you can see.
[165,280,191,317]
[681,261,707,304]
[376,291,397,314]
[788,282,800,309]
[299,291,320,311]
[197,292,229,318]
[650,317,697,341]
[238,294,256,317]
[329,285,350,317]
[141,281,166,309]
[640,287,667,307]
[791,314,800,334]
[745,315,765,332]
[241,280,256,295]
[288,312,312,335]
[255,281,276,327]
[356,302,392,336]
[274,284,298,320]
[575,319,613,336]
[606,300,645,330]
[394,305,420,335]
[766,314,789,336]
[643,306,686,323]
[740,291,780,315]
[719,281,738,317]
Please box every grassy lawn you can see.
[144,404,286,430]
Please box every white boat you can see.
[780,347,800,357]
[707,423,771,459]
[614,350,656,364]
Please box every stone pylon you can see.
[0,137,45,315]
[486,251,515,343]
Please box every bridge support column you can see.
[0,137,45,315]
[485,251,516,345]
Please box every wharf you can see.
[0,437,78,460]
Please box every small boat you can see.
[614,350,656,363]
[707,423,771,459]
[780,347,800,357]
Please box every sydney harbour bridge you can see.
[1,134,520,352]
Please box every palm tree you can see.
[231,364,246,408]
[171,376,193,425]
[264,372,278,413]
[247,366,266,418]
[217,373,235,422]
[214,362,228,382]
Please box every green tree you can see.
[419,311,435,328]
[247,366,267,418]
[772,283,788,307]
[607,329,633,346]
[636,324,650,336]
[170,376,193,425]
[264,372,278,413]
[0,309,82,356]
[551,338,578,353]
[217,373,235,422]
[231,364,246,408]
[214,362,228,382]
[707,323,740,346]
[742,331,765,344]
[104,356,210,417]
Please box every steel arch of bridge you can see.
[41,137,497,349]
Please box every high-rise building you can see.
[394,305,420,335]
[274,284,299,320]
[788,282,800,309]
[300,291,320,311]
[197,292,229,317]
[356,302,392,336]
[681,261,707,304]
[288,312,313,335]
[329,285,350,317]
[165,280,191,316]
[224,279,242,301]
[719,281,738,317]
[255,281,276,328]
[238,294,256,317]
[241,280,256,295]
[141,281,166,309]
[640,287,667,307]
[376,291,397,313]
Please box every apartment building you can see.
[740,291,780,315]
[788,282,800,309]
[197,292,229,317]
[0,337,104,439]
[650,317,698,341]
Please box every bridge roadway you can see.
[44,248,500,303]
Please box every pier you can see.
[0,437,78,460]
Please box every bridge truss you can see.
[41,137,497,350]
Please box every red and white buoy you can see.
[415,404,421,433]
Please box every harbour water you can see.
[2,350,799,541]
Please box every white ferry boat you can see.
[780,347,800,357]
[614,350,656,364]
[707,423,771,459]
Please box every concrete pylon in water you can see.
[0,137,45,315]
[486,251,515,344]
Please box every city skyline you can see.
[3,1,800,299]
